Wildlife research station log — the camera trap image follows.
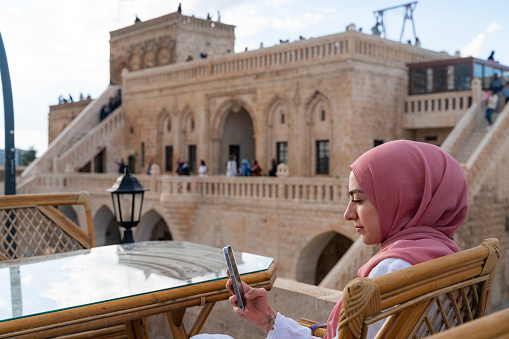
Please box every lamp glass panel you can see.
[133,192,144,223]
[112,194,121,223]
[119,193,134,223]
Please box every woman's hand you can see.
[226,272,277,334]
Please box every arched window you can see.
[281,112,285,124]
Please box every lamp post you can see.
[107,167,149,244]
[0,32,15,196]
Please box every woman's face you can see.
[344,171,381,245]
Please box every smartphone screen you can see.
[223,245,247,310]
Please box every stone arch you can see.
[143,40,159,68]
[157,108,174,173]
[128,44,144,71]
[211,99,258,174]
[181,106,196,137]
[265,95,292,166]
[180,106,198,171]
[211,99,258,140]
[93,205,121,246]
[158,36,175,66]
[58,205,79,226]
[135,209,172,242]
[304,90,334,176]
[113,57,128,85]
[295,231,353,285]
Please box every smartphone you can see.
[223,245,247,310]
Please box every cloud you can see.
[271,16,308,32]
[460,33,485,58]
[486,22,501,33]
[460,21,502,58]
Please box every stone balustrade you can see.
[19,173,347,205]
[464,102,509,199]
[124,31,448,92]
[440,101,481,158]
[110,13,234,41]
[55,106,125,173]
[403,90,474,129]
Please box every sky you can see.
[0,0,507,157]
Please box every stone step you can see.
[455,125,490,164]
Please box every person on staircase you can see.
[485,89,498,131]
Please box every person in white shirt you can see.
[198,160,208,177]
[194,140,467,339]
[226,155,238,177]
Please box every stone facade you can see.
[120,30,449,178]
[109,13,235,86]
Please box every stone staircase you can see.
[55,105,125,173]
[21,85,121,178]
[454,111,501,164]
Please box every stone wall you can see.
[48,99,92,144]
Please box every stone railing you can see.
[18,173,348,205]
[55,106,125,173]
[110,13,234,41]
[124,31,448,92]
[439,79,483,157]
[440,101,482,158]
[403,90,474,129]
[49,98,93,111]
[319,238,378,290]
[22,86,121,177]
[463,102,509,199]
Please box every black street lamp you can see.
[107,167,149,244]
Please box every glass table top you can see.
[0,241,273,322]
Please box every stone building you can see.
[26,10,509,314]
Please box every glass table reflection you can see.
[0,241,276,339]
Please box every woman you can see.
[268,158,277,177]
[198,160,208,177]
[194,140,468,339]
[250,159,262,176]
[240,159,251,176]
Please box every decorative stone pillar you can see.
[471,78,482,103]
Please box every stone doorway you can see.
[219,107,255,173]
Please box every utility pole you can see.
[373,1,418,43]
[0,31,16,195]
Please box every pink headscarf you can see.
[323,140,468,338]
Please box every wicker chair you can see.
[426,307,509,339]
[299,238,501,338]
[0,191,95,259]
[0,192,136,339]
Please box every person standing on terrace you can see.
[193,140,468,339]
[226,155,238,177]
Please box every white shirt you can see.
[199,165,208,177]
[226,160,238,177]
[192,258,411,339]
